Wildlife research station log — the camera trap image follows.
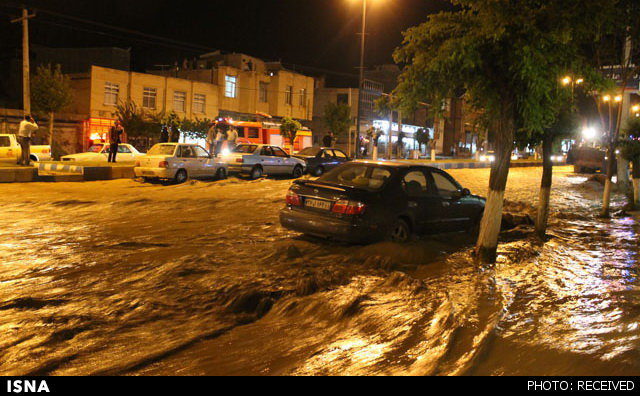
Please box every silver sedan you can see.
[223,144,306,179]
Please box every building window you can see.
[225,75,237,98]
[104,82,119,106]
[173,91,186,112]
[259,82,269,103]
[337,93,349,105]
[299,88,307,107]
[285,86,293,105]
[143,87,157,109]
[193,94,206,113]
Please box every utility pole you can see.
[11,8,36,115]
[355,0,367,159]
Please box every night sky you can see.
[0,0,452,78]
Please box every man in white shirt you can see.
[226,127,238,152]
[17,115,38,166]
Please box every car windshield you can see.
[297,147,321,156]
[148,144,176,156]
[234,145,257,154]
[319,164,394,191]
[88,145,104,153]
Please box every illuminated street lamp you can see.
[582,126,598,140]
[632,104,640,117]
[351,0,381,158]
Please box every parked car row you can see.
[130,143,353,183]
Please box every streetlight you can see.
[582,126,598,140]
[351,0,377,158]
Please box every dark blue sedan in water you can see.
[280,161,486,243]
[293,147,351,176]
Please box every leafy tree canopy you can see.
[280,117,302,145]
[393,0,611,138]
[323,102,351,138]
[31,64,73,114]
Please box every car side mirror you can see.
[460,188,471,197]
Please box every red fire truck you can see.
[218,118,313,154]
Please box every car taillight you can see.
[159,161,168,168]
[42,148,50,154]
[236,157,244,163]
[286,190,302,207]
[332,200,366,215]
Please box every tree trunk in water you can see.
[601,144,617,217]
[632,158,640,209]
[535,135,553,239]
[475,108,514,263]
[617,155,630,195]
[48,112,55,158]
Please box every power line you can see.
[0,2,214,53]
[0,3,372,81]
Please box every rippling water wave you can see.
[0,168,638,375]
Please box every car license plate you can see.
[305,198,332,211]
[142,171,155,176]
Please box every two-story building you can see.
[151,52,315,123]
[67,65,220,148]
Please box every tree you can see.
[280,117,302,153]
[181,117,213,141]
[366,126,384,159]
[587,0,640,216]
[113,100,160,149]
[619,118,640,208]
[414,128,431,154]
[375,95,397,159]
[534,108,580,238]
[31,64,73,157]
[324,102,351,143]
[393,0,605,263]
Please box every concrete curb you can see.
[0,167,37,183]
[38,163,84,174]
[1,164,136,183]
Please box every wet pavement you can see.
[0,166,638,375]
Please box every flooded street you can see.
[0,166,638,376]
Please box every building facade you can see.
[150,52,315,123]
[66,65,220,147]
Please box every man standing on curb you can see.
[17,115,38,166]
[108,121,124,163]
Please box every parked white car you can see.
[134,143,228,183]
[0,134,51,163]
[224,144,306,179]
[61,143,143,163]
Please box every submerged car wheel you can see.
[388,218,411,243]
[292,165,303,178]
[250,165,263,180]
[216,167,227,180]
[174,169,188,184]
[313,166,324,177]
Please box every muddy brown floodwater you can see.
[0,166,638,376]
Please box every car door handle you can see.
[408,201,418,208]
[442,201,451,208]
